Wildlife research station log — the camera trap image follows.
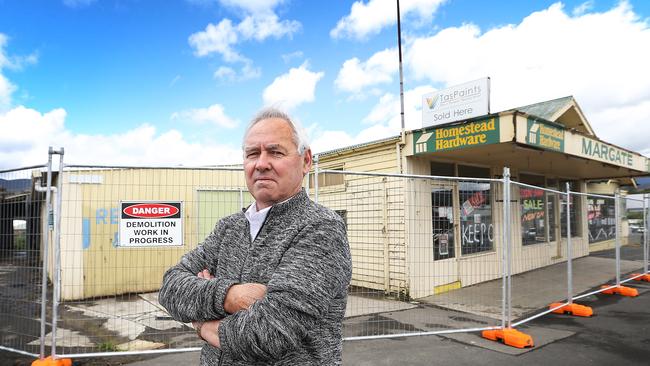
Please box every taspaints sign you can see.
[119,201,183,247]
[422,78,490,127]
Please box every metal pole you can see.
[51,148,64,359]
[566,182,573,304]
[38,148,54,360]
[396,0,406,137]
[501,167,511,328]
[614,190,621,287]
[505,169,513,328]
[641,193,647,274]
[314,154,319,203]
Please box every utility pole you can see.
[397,0,406,140]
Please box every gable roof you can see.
[514,96,595,136]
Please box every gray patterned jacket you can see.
[159,189,352,365]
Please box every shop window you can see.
[458,166,493,255]
[587,198,615,243]
[546,180,558,242]
[430,161,455,177]
[520,174,546,245]
[560,180,581,238]
[432,187,455,260]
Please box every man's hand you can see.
[193,320,221,348]
[197,269,214,280]
[195,269,267,314]
[224,283,267,314]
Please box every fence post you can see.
[566,182,573,305]
[38,149,54,360]
[643,194,650,273]
[614,190,621,287]
[314,154,319,204]
[501,167,511,328]
[51,148,65,360]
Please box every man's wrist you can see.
[194,321,205,341]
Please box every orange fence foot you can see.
[630,273,650,282]
[549,302,593,317]
[600,285,639,297]
[482,327,534,348]
[31,356,72,366]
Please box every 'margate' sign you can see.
[562,134,648,172]
[580,138,633,167]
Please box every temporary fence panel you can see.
[512,185,650,328]
[507,180,591,322]
[579,191,624,288]
[0,165,49,357]
[618,195,647,281]
[315,170,505,340]
[54,166,251,358]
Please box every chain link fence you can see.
[1,149,648,361]
[0,165,49,357]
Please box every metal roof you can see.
[511,96,574,120]
[315,136,402,157]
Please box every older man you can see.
[159,108,352,365]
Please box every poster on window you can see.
[460,183,493,254]
[439,234,449,256]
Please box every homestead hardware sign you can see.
[119,201,183,247]
[414,117,500,154]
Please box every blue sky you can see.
[1,0,649,168]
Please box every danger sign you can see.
[119,201,183,247]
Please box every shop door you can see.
[431,182,460,290]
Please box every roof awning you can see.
[407,111,649,180]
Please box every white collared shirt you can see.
[244,203,272,241]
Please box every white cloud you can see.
[281,51,303,63]
[262,62,324,110]
[0,106,242,169]
[0,74,14,110]
[237,14,300,41]
[171,103,239,128]
[188,0,300,79]
[573,0,594,16]
[404,2,650,153]
[331,0,447,40]
[240,61,261,80]
[214,66,237,81]
[189,19,242,62]
[0,33,37,110]
[590,100,650,157]
[213,62,260,81]
[334,48,397,95]
[310,85,434,154]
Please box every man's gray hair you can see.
[243,107,311,155]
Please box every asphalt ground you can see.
[3,244,649,366]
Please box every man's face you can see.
[243,117,312,209]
